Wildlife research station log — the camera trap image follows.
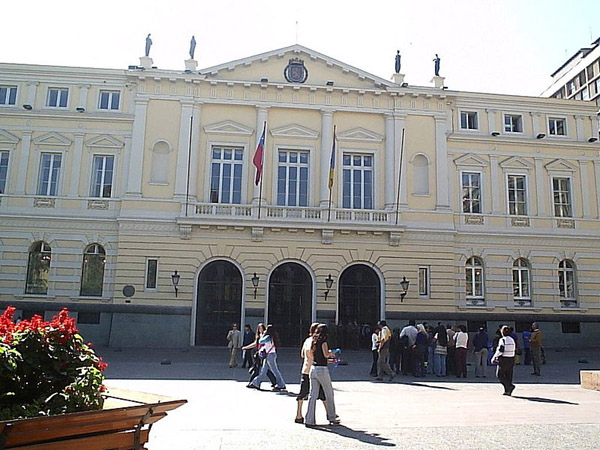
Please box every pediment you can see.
[269,124,319,140]
[500,156,533,170]
[85,134,124,148]
[544,158,577,172]
[204,120,254,136]
[200,45,393,90]
[0,129,20,145]
[454,154,488,167]
[33,132,71,146]
[337,127,383,143]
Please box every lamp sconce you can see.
[23,104,32,110]
[171,270,180,297]
[491,131,500,137]
[324,274,334,300]
[76,107,85,113]
[536,133,546,139]
[400,276,410,302]
[251,272,259,299]
[589,137,598,143]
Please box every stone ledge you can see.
[580,370,600,391]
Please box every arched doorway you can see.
[195,260,242,345]
[268,262,312,347]
[338,264,381,348]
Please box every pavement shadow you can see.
[307,424,396,447]
[403,382,456,390]
[512,396,579,405]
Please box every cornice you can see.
[447,133,600,151]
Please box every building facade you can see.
[1,45,600,348]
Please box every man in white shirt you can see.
[492,325,516,396]
[376,321,395,381]
[399,320,418,375]
[370,325,380,377]
[226,324,242,368]
[454,325,469,378]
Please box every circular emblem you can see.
[284,58,308,83]
[122,285,136,297]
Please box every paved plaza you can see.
[102,347,600,449]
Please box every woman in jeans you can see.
[413,324,428,377]
[248,324,286,391]
[305,324,340,427]
[243,323,276,387]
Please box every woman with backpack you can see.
[247,324,286,391]
[243,323,276,388]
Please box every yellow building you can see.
[1,45,599,347]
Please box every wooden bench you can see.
[581,370,600,391]
[0,387,186,450]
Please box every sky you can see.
[1,0,598,97]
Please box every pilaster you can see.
[575,115,585,142]
[384,113,395,209]
[253,107,269,205]
[125,98,148,197]
[69,133,85,197]
[319,109,334,208]
[78,85,90,110]
[534,158,546,216]
[174,99,195,200]
[394,113,407,206]
[595,160,600,219]
[26,82,38,107]
[434,116,450,210]
[490,155,501,214]
[15,131,32,195]
[580,160,591,219]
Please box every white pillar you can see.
[253,107,269,204]
[434,116,450,210]
[26,82,38,107]
[188,102,202,202]
[592,116,600,140]
[574,115,585,142]
[594,161,600,219]
[174,100,195,200]
[125,98,148,197]
[580,161,591,219]
[15,131,32,195]
[69,133,85,197]
[531,112,541,138]
[78,85,89,110]
[490,155,501,214]
[319,109,334,208]
[393,114,407,206]
[121,136,132,198]
[534,158,546,216]
[486,109,497,134]
[384,113,395,209]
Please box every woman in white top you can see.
[492,325,516,396]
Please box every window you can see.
[80,244,106,297]
[418,267,429,296]
[91,155,114,198]
[342,154,373,209]
[586,64,595,80]
[581,87,589,101]
[0,151,9,193]
[460,111,478,130]
[77,312,101,324]
[210,146,243,204]
[47,88,68,108]
[146,258,158,289]
[578,71,586,87]
[412,155,429,195]
[558,260,576,304]
[561,322,580,334]
[99,90,120,110]
[465,257,484,305]
[566,80,574,96]
[25,241,51,295]
[512,258,531,305]
[37,153,62,196]
[504,114,523,133]
[461,172,481,213]
[548,118,566,136]
[552,177,571,217]
[507,175,527,215]
[277,150,309,206]
[0,86,17,106]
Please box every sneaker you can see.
[246,384,260,390]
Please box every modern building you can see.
[542,37,600,107]
[1,45,599,348]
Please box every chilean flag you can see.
[253,123,266,185]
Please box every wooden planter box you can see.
[0,387,186,450]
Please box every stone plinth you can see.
[139,56,154,69]
[392,73,406,85]
[581,370,600,391]
[431,75,445,88]
[185,59,198,71]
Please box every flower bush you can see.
[0,306,107,420]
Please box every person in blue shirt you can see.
[522,328,532,366]
[473,327,489,378]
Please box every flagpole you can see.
[328,125,336,222]
[257,121,266,220]
[395,128,405,226]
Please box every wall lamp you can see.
[171,270,180,297]
[76,107,85,113]
[589,137,598,143]
[260,78,268,83]
[326,81,334,86]
[536,133,546,139]
[23,104,32,110]
[400,276,410,302]
[491,131,500,137]
[324,274,334,300]
[251,272,260,299]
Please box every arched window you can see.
[412,154,429,195]
[150,140,170,184]
[80,244,106,297]
[26,241,51,294]
[465,257,484,305]
[558,260,576,305]
[512,258,531,304]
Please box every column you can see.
[580,161,591,219]
[486,109,497,134]
[15,131,32,195]
[592,116,600,141]
[188,103,202,202]
[434,116,450,210]
[174,99,195,200]
[319,109,333,208]
[490,156,501,214]
[26,82,38,107]
[78,85,90,110]
[531,112,541,137]
[594,161,600,219]
[534,158,546,216]
[121,136,132,198]
[69,133,85,197]
[253,107,269,205]
[393,114,407,206]
[575,115,585,142]
[384,114,395,209]
[125,98,148,197]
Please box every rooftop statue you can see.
[395,50,401,74]
[145,34,153,57]
[433,53,440,77]
[189,36,197,60]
